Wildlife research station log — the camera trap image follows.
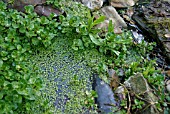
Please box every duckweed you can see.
[28,36,106,113]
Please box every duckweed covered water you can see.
[29,36,106,113]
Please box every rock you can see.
[166,80,170,92]
[132,1,170,61]
[81,0,103,11]
[94,76,118,113]
[124,73,162,114]
[163,0,170,3]
[34,6,63,17]
[166,84,170,92]
[110,0,135,8]
[96,6,127,34]
[2,0,46,12]
[2,0,63,17]
[124,73,150,94]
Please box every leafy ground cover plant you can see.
[0,0,168,113]
[0,2,59,113]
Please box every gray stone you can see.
[110,0,135,8]
[96,6,127,34]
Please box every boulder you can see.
[110,0,135,8]
[96,6,127,34]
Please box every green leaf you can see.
[12,22,19,28]
[108,20,114,32]
[12,81,19,89]
[4,81,10,87]
[40,16,49,25]
[13,95,22,104]
[0,59,3,68]
[25,5,34,14]
[92,16,105,27]
[0,1,7,10]
[17,45,22,50]
[32,38,39,45]
[87,16,94,31]
[29,78,36,84]
[0,92,4,99]
[89,34,103,46]
[112,50,120,56]
[0,76,4,86]
[17,90,28,96]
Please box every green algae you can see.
[27,35,107,113]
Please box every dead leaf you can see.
[165,70,170,77]
[127,7,134,17]
[108,69,120,89]
[123,15,131,21]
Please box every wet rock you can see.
[124,73,162,114]
[81,0,103,10]
[96,6,127,34]
[131,30,144,43]
[132,1,170,61]
[94,76,118,113]
[110,0,135,8]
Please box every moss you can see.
[27,35,106,113]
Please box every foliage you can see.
[0,2,58,113]
[0,0,168,113]
[47,1,167,113]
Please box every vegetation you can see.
[0,0,169,113]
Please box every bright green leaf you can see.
[0,59,3,68]
[92,16,105,27]
[89,34,103,46]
